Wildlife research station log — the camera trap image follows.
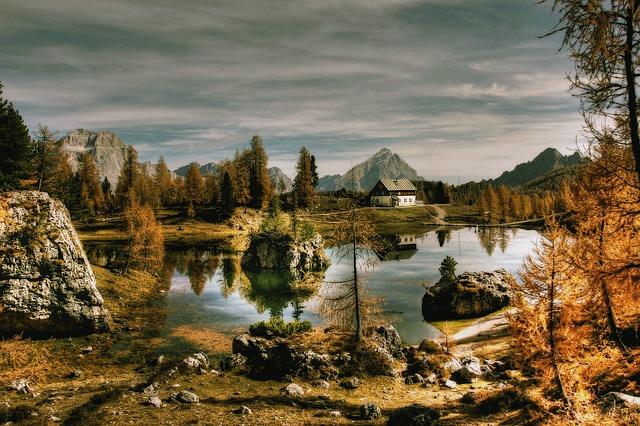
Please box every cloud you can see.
[0,0,582,182]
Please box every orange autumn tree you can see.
[123,197,164,274]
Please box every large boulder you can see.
[422,269,515,321]
[242,233,330,276]
[0,191,111,337]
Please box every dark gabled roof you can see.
[378,178,417,191]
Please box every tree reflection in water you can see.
[475,227,513,256]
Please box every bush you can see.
[249,317,313,339]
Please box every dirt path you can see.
[428,204,448,225]
[451,310,513,358]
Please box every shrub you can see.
[249,317,313,339]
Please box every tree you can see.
[438,256,457,279]
[77,152,106,215]
[184,163,205,207]
[510,221,578,413]
[546,0,640,183]
[310,155,319,188]
[114,145,142,209]
[32,124,64,192]
[123,197,164,274]
[0,82,32,190]
[220,171,235,219]
[247,135,271,209]
[234,150,250,210]
[154,156,174,206]
[293,147,315,208]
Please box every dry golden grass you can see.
[0,336,58,384]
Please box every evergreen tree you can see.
[293,146,315,208]
[77,152,106,215]
[114,145,142,209]
[154,156,174,206]
[248,135,271,209]
[220,171,235,219]
[0,82,32,190]
[184,163,205,206]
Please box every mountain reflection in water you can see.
[84,227,538,350]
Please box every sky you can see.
[1,0,584,183]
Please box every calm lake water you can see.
[132,227,539,351]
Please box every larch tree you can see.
[546,0,640,183]
[32,124,64,193]
[154,156,174,206]
[0,82,32,190]
[510,220,580,414]
[114,145,142,209]
[77,152,106,215]
[122,197,164,274]
[184,163,205,207]
[293,147,316,208]
[233,150,251,210]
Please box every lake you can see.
[132,227,539,353]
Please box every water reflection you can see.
[84,227,539,349]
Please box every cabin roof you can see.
[377,178,417,192]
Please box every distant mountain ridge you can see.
[491,148,583,187]
[316,148,423,192]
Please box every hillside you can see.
[492,147,583,187]
[316,148,422,192]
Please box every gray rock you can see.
[369,324,403,358]
[405,374,425,385]
[147,396,162,408]
[603,392,640,408]
[171,390,199,404]
[422,269,515,321]
[220,353,247,371]
[340,377,360,390]
[444,380,457,389]
[7,378,32,394]
[387,403,440,426]
[280,383,304,396]
[181,352,209,372]
[58,129,128,192]
[0,191,111,337]
[241,233,330,275]
[233,406,252,416]
[360,402,381,419]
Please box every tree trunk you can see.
[353,203,362,342]
[624,4,640,184]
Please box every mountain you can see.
[492,148,583,187]
[58,129,127,188]
[173,162,219,177]
[316,148,423,192]
[269,167,293,193]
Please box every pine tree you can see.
[248,135,271,209]
[0,82,32,190]
[293,147,315,208]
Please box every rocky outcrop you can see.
[0,191,111,337]
[58,129,127,189]
[422,269,515,321]
[241,233,330,276]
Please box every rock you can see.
[280,383,304,396]
[340,377,360,390]
[233,406,252,416]
[450,357,489,384]
[171,390,199,404]
[0,191,111,337]
[405,374,424,385]
[444,380,457,389]
[422,269,515,321]
[360,402,381,419]
[313,380,330,389]
[65,370,84,379]
[7,378,32,394]
[602,392,640,408]
[181,352,209,372]
[141,382,159,396]
[147,396,162,408]
[387,403,440,426]
[220,353,247,371]
[461,391,480,404]
[58,129,128,192]
[241,233,330,275]
[368,324,403,358]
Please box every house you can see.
[369,178,417,207]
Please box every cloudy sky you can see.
[1,0,583,183]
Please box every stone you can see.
[340,377,360,390]
[0,191,111,337]
[233,406,252,416]
[360,402,381,419]
[58,129,128,193]
[181,352,209,372]
[603,392,640,408]
[387,403,440,426]
[280,383,304,396]
[220,353,247,371]
[241,232,330,276]
[444,380,457,389]
[147,396,162,408]
[171,390,199,404]
[7,378,32,394]
[368,324,403,358]
[405,374,425,385]
[65,370,84,379]
[422,269,515,321]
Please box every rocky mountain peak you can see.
[58,129,127,188]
